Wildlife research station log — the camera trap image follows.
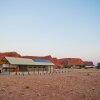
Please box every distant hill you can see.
[0,52,21,61]
[59,58,84,66]
[0,51,94,68]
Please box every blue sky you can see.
[0,0,100,64]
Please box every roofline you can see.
[4,57,54,66]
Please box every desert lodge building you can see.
[0,57,54,75]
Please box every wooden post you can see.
[53,66,54,73]
[9,64,10,75]
[38,66,39,74]
[47,66,48,74]
[15,67,17,75]
[23,66,24,76]
[33,66,35,74]
[34,66,35,74]
[50,66,51,74]
[32,66,34,74]
[43,66,44,74]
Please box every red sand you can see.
[0,69,100,100]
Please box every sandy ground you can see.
[0,68,100,100]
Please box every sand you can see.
[0,68,100,100]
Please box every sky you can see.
[0,0,100,64]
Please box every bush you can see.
[96,63,100,69]
[96,66,100,69]
[64,65,71,68]
[79,65,86,69]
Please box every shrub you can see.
[64,65,71,68]
[79,65,86,69]
[96,66,100,69]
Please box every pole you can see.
[38,66,39,74]
[23,66,24,76]
[9,64,10,75]
[50,66,51,74]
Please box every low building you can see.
[23,55,63,69]
[96,63,100,69]
[0,57,54,75]
[84,61,95,68]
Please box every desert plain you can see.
[0,68,100,100]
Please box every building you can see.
[96,63,100,69]
[22,55,63,68]
[84,61,95,68]
[0,57,54,75]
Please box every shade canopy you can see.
[4,57,54,66]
